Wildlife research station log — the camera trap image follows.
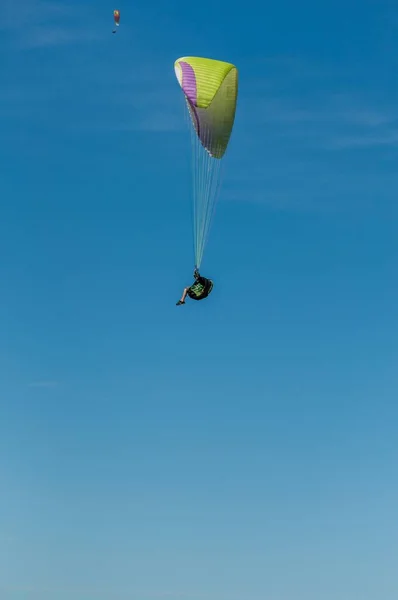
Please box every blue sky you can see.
[1,0,398,598]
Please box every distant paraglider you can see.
[112,9,120,33]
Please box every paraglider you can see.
[174,56,238,274]
[112,9,120,33]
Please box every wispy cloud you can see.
[1,61,183,137]
[75,62,186,134]
[0,534,17,544]
[0,584,224,600]
[28,381,59,388]
[241,92,398,147]
[328,129,398,149]
[237,55,398,150]
[1,0,71,30]
[3,0,106,49]
[90,94,185,134]
[219,57,398,211]
[18,26,105,49]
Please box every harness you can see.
[187,278,213,300]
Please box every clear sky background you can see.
[1,0,398,599]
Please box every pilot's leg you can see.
[176,287,189,305]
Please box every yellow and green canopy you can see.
[174,56,238,159]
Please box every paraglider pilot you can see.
[176,269,213,305]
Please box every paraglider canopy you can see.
[174,57,238,159]
[112,9,120,32]
[174,56,238,268]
